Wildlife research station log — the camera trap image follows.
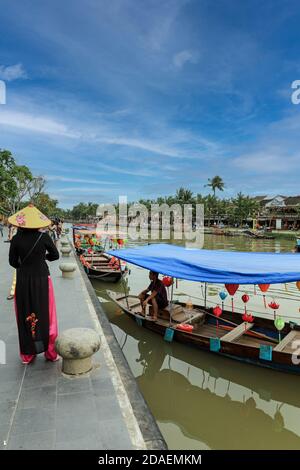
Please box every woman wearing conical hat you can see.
[8,204,59,364]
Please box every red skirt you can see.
[15,276,58,363]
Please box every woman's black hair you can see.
[149,270,158,278]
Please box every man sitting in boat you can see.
[138,271,168,321]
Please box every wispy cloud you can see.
[46,175,118,185]
[0,110,79,137]
[53,186,119,193]
[0,63,27,81]
[173,50,199,68]
[94,161,157,177]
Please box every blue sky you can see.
[0,0,300,207]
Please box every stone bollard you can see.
[55,328,100,375]
[60,246,72,257]
[59,263,77,279]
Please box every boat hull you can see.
[107,290,300,375]
[84,265,122,282]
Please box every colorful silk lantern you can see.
[219,291,227,301]
[241,294,250,303]
[213,305,222,330]
[219,291,227,310]
[258,284,270,309]
[225,284,239,314]
[242,312,254,324]
[162,276,173,287]
[268,300,280,320]
[241,293,250,314]
[274,317,285,342]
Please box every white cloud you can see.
[46,175,118,184]
[0,110,79,138]
[0,63,27,81]
[94,161,156,177]
[0,108,219,160]
[173,50,199,68]
[53,186,117,193]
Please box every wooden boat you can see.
[105,243,300,374]
[243,229,275,240]
[107,290,300,374]
[80,253,125,282]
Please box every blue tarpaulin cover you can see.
[107,243,300,284]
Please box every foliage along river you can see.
[92,234,300,450]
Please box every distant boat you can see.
[80,253,125,282]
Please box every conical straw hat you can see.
[8,204,51,229]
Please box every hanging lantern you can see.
[268,300,280,320]
[213,305,222,331]
[162,276,173,287]
[258,284,270,309]
[219,291,227,310]
[225,284,239,314]
[241,294,250,314]
[242,294,250,303]
[274,317,285,342]
[219,291,227,301]
[242,312,254,324]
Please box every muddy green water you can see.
[93,234,300,450]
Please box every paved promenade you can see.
[0,228,165,450]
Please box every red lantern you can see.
[259,284,270,293]
[258,284,270,308]
[225,284,239,314]
[213,306,222,317]
[213,305,222,330]
[225,284,239,296]
[242,313,254,324]
[268,301,280,320]
[162,276,173,287]
[241,294,250,314]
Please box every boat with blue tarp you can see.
[106,244,300,374]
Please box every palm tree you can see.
[175,187,194,204]
[205,176,225,197]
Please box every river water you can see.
[92,234,300,449]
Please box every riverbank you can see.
[0,228,166,450]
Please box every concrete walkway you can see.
[0,228,162,450]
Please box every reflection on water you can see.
[93,234,300,449]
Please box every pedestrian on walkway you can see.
[0,220,4,237]
[8,204,60,364]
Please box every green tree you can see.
[26,192,59,218]
[175,187,194,204]
[205,176,225,197]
